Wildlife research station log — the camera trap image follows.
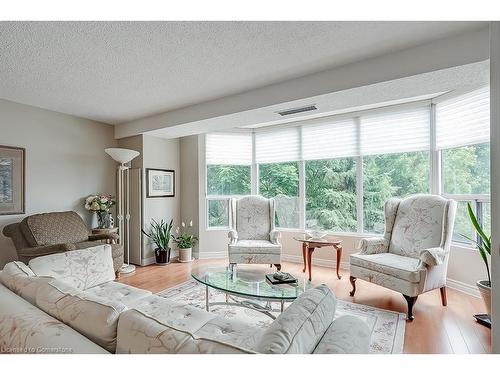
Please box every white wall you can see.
[141,135,180,261]
[0,99,117,267]
[183,133,487,298]
[490,21,500,354]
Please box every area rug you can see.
[157,280,406,354]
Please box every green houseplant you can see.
[463,202,491,317]
[142,219,174,265]
[174,220,198,263]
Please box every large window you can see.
[305,158,357,232]
[437,86,490,244]
[259,162,300,228]
[363,151,430,233]
[205,86,490,245]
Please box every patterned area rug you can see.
[157,280,406,354]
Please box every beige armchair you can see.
[228,195,282,271]
[349,194,457,320]
[2,211,124,276]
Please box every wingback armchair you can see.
[2,211,124,276]
[349,194,457,321]
[228,195,282,271]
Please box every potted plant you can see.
[174,220,198,263]
[142,219,174,265]
[84,194,116,229]
[463,202,491,318]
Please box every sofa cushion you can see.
[116,295,253,354]
[228,240,282,254]
[21,211,90,246]
[313,315,370,354]
[0,261,54,305]
[255,285,336,354]
[36,279,126,352]
[0,283,108,354]
[350,252,423,283]
[28,245,115,290]
[86,281,152,307]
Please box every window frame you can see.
[204,89,491,248]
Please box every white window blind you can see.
[206,133,252,165]
[360,105,430,156]
[302,118,358,160]
[255,127,300,163]
[436,86,490,149]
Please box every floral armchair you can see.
[228,196,282,271]
[349,194,457,321]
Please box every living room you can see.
[1,1,499,372]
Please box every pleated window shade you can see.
[302,118,358,160]
[206,133,252,165]
[255,127,300,163]
[360,106,430,156]
[436,86,490,149]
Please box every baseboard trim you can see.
[141,256,156,266]
[281,253,350,270]
[198,251,227,259]
[446,278,480,298]
[282,254,480,298]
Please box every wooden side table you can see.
[294,236,343,281]
[91,227,118,244]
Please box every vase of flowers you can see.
[85,194,116,229]
[174,220,198,263]
[142,219,174,265]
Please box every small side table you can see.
[91,227,118,244]
[293,236,343,281]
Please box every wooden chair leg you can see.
[440,287,448,306]
[115,270,120,279]
[349,276,357,296]
[403,295,418,321]
[274,264,281,271]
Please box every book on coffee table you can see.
[265,272,298,285]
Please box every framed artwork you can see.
[0,145,25,215]
[146,168,175,198]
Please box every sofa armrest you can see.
[228,230,238,245]
[270,230,281,245]
[88,233,119,242]
[17,243,76,261]
[357,237,389,255]
[419,247,447,266]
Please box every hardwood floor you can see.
[118,259,491,354]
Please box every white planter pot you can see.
[476,280,491,317]
[179,247,193,263]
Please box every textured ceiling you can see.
[0,21,487,124]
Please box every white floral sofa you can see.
[0,244,370,354]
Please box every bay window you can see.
[436,86,490,244]
[204,85,490,245]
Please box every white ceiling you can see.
[0,21,487,125]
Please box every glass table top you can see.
[191,265,312,301]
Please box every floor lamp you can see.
[105,148,140,274]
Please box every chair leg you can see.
[349,276,357,296]
[274,264,281,271]
[403,295,418,321]
[440,287,448,306]
[115,270,120,279]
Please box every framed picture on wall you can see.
[0,145,25,215]
[146,168,175,198]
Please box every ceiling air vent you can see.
[277,105,317,116]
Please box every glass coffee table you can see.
[191,265,311,319]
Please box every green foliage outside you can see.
[206,144,490,235]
